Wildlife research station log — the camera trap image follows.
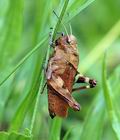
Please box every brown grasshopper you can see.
[46,34,97,118]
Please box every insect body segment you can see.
[46,34,97,118]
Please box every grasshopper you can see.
[46,34,97,118]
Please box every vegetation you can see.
[0,0,120,140]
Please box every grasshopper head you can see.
[55,35,77,49]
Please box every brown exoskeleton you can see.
[46,34,97,118]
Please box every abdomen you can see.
[48,65,77,118]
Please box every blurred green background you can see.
[0,0,120,140]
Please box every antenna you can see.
[53,10,69,37]
[69,23,72,35]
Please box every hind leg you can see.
[72,74,97,92]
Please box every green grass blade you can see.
[9,56,45,132]
[49,117,62,140]
[80,93,105,140]
[52,0,70,41]
[0,131,31,140]
[0,0,23,65]
[29,70,44,135]
[63,126,73,140]
[65,0,96,22]
[0,36,47,87]
[102,52,120,140]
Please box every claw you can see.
[89,79,97,88]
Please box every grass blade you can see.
[29,70,44,135]
[80,93,105,140]
[9,56,45,132]
[65,0,96,22]
[52,0,70,41]
[63,126,73,140]
[102,52,120,140]
[0,131,31,140]
[0,36,47,87]
[49,117,62,140]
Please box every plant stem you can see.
[52,0,70,41]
